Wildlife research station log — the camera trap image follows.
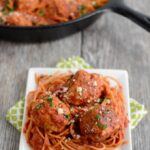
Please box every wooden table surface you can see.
[0,0,150,150]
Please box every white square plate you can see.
[19,68,132,150]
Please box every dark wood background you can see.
[0,0,150,149]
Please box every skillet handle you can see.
[111,2,150,32]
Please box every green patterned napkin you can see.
[56,56,92,69]
[6,56,147,132]
[6,98,24,131]
[130,98,147,129]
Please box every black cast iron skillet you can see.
[0,0,150,42]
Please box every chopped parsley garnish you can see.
[4,0,16,13]
[100,124,107,129]
[97,98,110,104]
[64,114,69,119]
[35,102,44,110]
[96,122,101,128]
[97,98,103,104]
[96,123,107,129]
[95,114,101,121]
[78,4,86,11]
[47,96,53,107]
[38,9,45,16]
[78,4,87,16]
[8,7,14,12]
[2,6,14,15]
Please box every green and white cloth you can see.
[56,56,92,69]
[6,56,147,132]
[6,99,24,131]
[130,98,147,129]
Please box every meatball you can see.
[64,70,103,105]
[79,104,120,142]
[30,95,70,133]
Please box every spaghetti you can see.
[24,70,128,150]
[0,0,108,26]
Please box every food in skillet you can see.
[24,70,128,150]
[0,0,108,26]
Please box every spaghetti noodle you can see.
[0,0,108,26]
[24,70,128,150]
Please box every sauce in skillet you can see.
[0,0,108,26]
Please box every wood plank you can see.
[0,0,150,149]
[82,0,150,150]
[0,33,81,150]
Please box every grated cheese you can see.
[76,87,83,96]
[93,81,97,86]
[76,134,80,139]
[57,108,64,114]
